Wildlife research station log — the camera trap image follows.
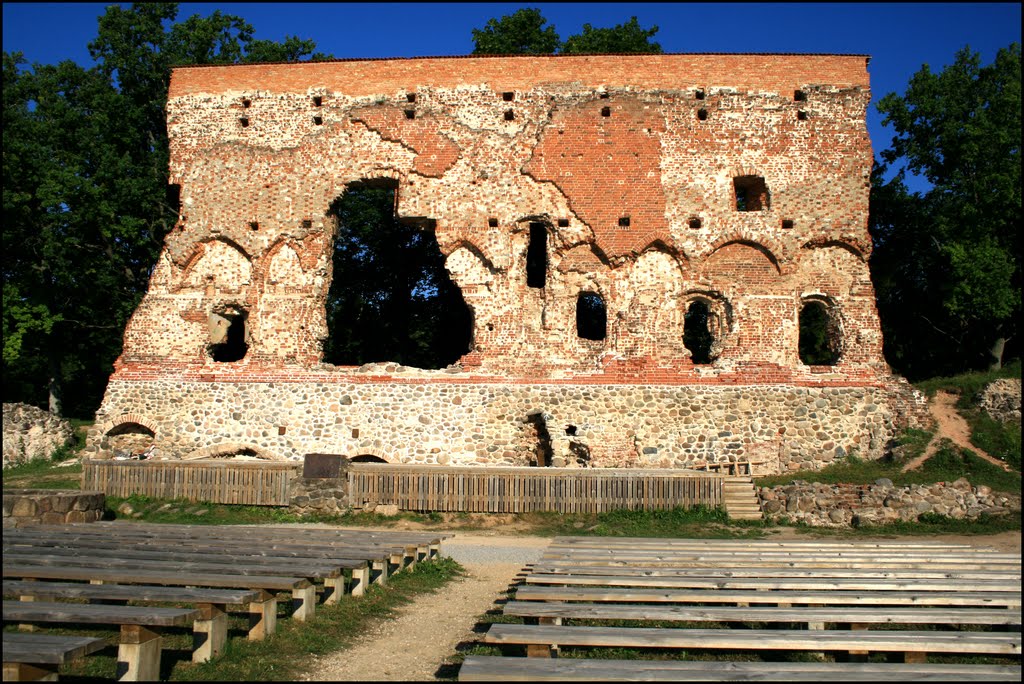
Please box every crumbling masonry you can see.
[85,54,929,473]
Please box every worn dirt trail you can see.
[902,390,1011,472]
[299,535,547,682]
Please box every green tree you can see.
[472,7,560,55]
[2,3,329,417]
[562,17,663,54]
[472,9,661,55]
[871,43,1020,377]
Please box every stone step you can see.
[721,477,762,521]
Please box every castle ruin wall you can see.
[86,54,930,472]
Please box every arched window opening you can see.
[734,175,770,212]
[323,179,473,369]
[683,299,715,364]
[526,222,548,288]
[105,422,156,458]
[209,309,248,362]
[799,300,841,365]
[576,292,607,341]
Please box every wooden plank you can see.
[2,632,110,666]
[523,573,1022,592]
[482,624,1022,655]
[459,656,1024,682]
[527,564,1020,582]
[3,601,199,628]
[502,601,1022,626]
[512,585,1023,608]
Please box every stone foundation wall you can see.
[3,403,75,468]
[86,377,927,474]
[758,478,1019,527]
[3,489,106,528]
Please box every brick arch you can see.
[178,237,253,292]
[442,238,496,272]
[634,238,689,271]
[104,414,158,436]
[180,442,286,461]
[703,237,782,274]
[800,237,869,263]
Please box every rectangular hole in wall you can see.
[695,89,705,100]
[557,218,569,228]
[242,98,251,108]
[404,109,416,120]
[407,93,416,103]
[313,115,323,125]
[488,218,498,227]
[601,106,611,117]
[526,222,547,289]
[797,110,808,121]
[794,90,807,101]
[239,116,249,127]
[503,92,514,101]
[249,221,259,231]
[302,219,312,229]
[618,216,630,227]
[689,217,702,229]
[312,95,322,107]
[697,108,708,121]
[504,109,514,121]
[782,219,795,229]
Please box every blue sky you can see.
[3,2,1021,189]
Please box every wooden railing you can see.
[347,464,724,514]
[83,460,300,506]
[82,461,726,513]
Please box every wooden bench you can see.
[3,600,199,681]
[2,545,368,604]
[2,564,309,637]
[513,584,1024,608]
[3,580,260,659]
[482,623,1022,662]
[527,562,1021,581]
[523,571,1023,593]
[502,600,1023,628]
[3,632,109,682]
[459,655,1023,681]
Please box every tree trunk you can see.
[987,336,1006,372]
[47,342,63,417]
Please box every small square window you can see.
[488,218,498,227]
[794,90,807,102]
[797,110,808,121]
[504,109,514,121]
[618,216,630,227]
[249,221,259,231]
[313,115,323,125]
[782,219,795,230]
[406,93,416,103]
[238,116,249,127]
[689,217,702,229]
[697,108,708,121]
[557,218,569,228]
[302,219,312,229]
[695,89,705,100]
[404,109,415,120]
[312,95,322,107]
[502,92,514,101]
[601,106,611,117]
[241,98,251,108]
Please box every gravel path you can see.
[299,534,549,681]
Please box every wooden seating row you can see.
[469,536,1022,682]
[3,522,452,681]
[459,655,1023,681]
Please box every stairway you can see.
[722,476,763,521]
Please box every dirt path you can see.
[299,535,547,682]
[902,390,1010,472]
